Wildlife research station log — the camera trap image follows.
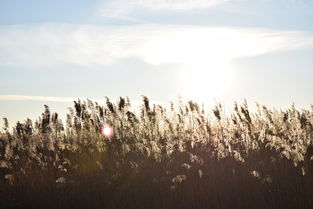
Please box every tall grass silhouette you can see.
[1,97,313,209]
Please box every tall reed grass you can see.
[1,97,313,209]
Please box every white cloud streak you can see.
[0,95,76,103]
[98,0,313,19]
[99,0,230,18]
[0,24,313,69]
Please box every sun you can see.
[180,61,233,101]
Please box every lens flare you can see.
[101,124,113,138]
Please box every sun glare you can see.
[101,124,113,138]
[180,61,233,101]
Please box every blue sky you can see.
[1,0,313,126]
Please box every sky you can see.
[0,0,313,127]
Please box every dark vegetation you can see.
[1,97,313,209]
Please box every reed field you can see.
[1,96,313,209]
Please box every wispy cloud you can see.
[99,0,230,18]
[1,24,313,69]
[0,95,76,103]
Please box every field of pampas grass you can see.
[1,96,313,209]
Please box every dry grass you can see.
[0,97,313,209]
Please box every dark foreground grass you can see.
[1,97,313,209]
